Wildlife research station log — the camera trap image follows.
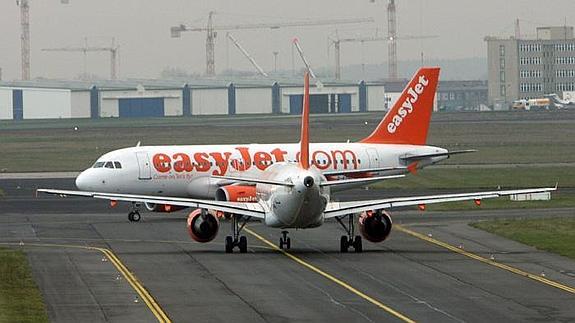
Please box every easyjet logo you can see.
[387,74,429,134]
[151,147,358,175]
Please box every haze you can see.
[0,0,572,80]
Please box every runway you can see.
[1,178,575,322]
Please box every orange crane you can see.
[171,12,374,76]
[42,39,120,80]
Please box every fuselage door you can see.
[366,148,380,168]
[135,152,152,180]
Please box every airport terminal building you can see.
[486,26,575,107]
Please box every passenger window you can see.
[105,161,114,169]
[114,161,122,169]
[93,162,105,168]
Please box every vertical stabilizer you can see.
[361,67,440,145]
[299,72,310,170]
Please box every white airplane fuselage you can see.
[76,142,447,199]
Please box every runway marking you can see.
[0,242,172,323]
[244,228,416,323]
[394,225,575,295]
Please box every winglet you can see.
[299,71,310,170]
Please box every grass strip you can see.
[471,218,575,260]
[0,248,49,323]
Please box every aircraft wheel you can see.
[340,236,349,253]
[239,236,248,253]
[225,236,234,253]
[286,237,291,250]
[279,237,285,249]
[128,211,141,222]
[353,235,363,253]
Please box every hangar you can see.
[0,78,389,120]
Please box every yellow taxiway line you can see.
[244,227,416,323]
[1,242,171,323]
[394,225,575,295]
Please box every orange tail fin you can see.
[299,72,310,170]
[360,67,440,145]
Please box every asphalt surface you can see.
[1,178,575,322]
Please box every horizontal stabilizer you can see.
[320,175,404,187]
[323,167,407,177]
[211,175,294,187]
[400,149,477,162]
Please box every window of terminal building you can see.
[500,58,505,69]
[500,71,506,82]
[500,85,506,96]
[499,45,505,56]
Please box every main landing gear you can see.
[225,215,250,253]
[335,215,362,253]
[128,203,141,222]
[279,231,291,250]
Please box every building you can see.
[486,26,575,108]
[437,80,488,111]
[0,78,386,120]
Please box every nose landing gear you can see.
[128,203,141,222]
[279,231,291,250]
[335,215,362,253]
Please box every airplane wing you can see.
[324,186,556,218]
[37,189,267,219]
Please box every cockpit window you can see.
[114,161,122,169]
[105,161,114,169]
[93,162,105,168]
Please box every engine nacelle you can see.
[187,209,220,243]
[359,210,393,243]
[144,202,186,213]
[215,185,257,202]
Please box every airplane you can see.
[38,67,556,253]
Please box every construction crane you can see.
[387,0,398,79]
[16,0,69,80]
[171,12,374,76]
[329,34,438,80]
[226,33,268,77]
[42,38,120,79]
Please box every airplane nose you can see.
[303,176,315,188]
[75,171,89,190]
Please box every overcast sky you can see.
[0,0,573,80]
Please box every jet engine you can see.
[358,210,393,243]
[215,185,257,202]
[187,209,219,243]
[144,202,186,213]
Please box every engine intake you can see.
[187,209,219,243]
[359,210,393,243]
